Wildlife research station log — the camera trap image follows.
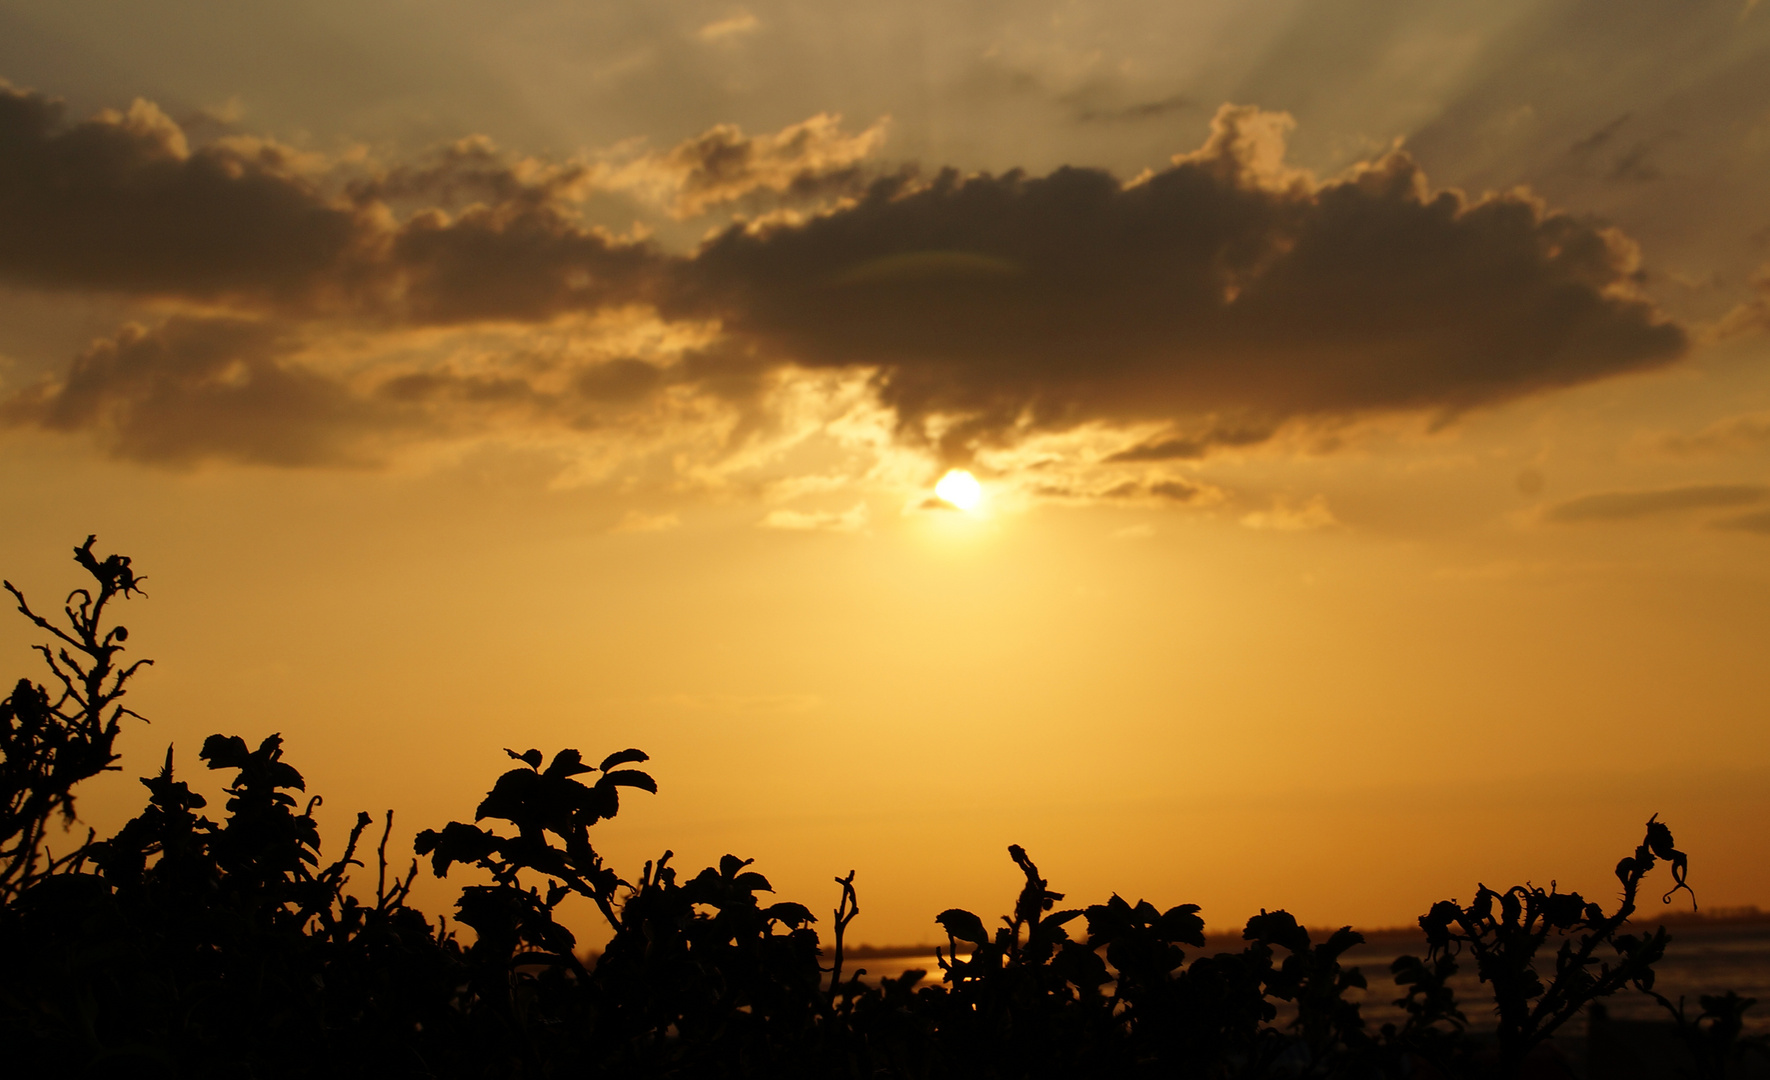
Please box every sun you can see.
[934,469,984,512]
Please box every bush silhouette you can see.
[0,536,149,904]
[0,538,1754,1079]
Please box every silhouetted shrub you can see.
[0,536,148,904]
[0,538,1742,1079]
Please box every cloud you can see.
[961,49,1191,128]
[1023,473,1217,506]
[1712,508,1770,534]
[0,82,660,322]
[675,104,1687,461]
[0,310,771,470]
[1570,114,1631,157]
[346,134,595,210]
[1606,141,1664,184]
[0,316,389,467]
[697,12,759,43]
[757,502,869,532]
[1111,479,1204,502]
[0,85,1693,482]
[1714,265,1770,340]
[597,113,890,219]
[0,88,364,304]
[1106,424,1274,462]
[384,203,657,325]
[1067,92,1193,126]
[1658,411,1770,456]
[1543,484,1770,522]
[1241,495,1337,531]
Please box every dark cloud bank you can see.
[0,82,1690,468]
[0,84,655,320]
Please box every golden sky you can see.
[1,0,1768,945]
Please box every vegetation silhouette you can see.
[0,538,1762,1078]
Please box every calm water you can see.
[850,922,1770,1035]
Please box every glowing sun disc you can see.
[935,469,984,512]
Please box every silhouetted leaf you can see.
[1043,908,1084,928]
[599,747,649,771]
[764,901,816,927]
[545,748,593,778]
[1245,909,1310,952]
[200,734,250,769]
[1160,903,1206,946]
[475,767,554,825]
[937,908,990,946]
[414,821,498,877]
[601,769,656,792]
[1321,926,1365,957]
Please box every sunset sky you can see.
[2,0,1768,946]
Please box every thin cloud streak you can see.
[1658,411,1770,456]
[1712,507,1770,533]
[757,502,869,532]
[1544,484,1770,523]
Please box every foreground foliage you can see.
[0,540,1757,1079]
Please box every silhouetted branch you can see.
[827,869,859,1001]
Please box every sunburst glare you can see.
[934,469,984,512]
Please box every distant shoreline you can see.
[841,905,1770,960]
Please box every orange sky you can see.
[1,0,1768,946]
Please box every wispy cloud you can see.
[1241,495,1337,532]
[1068,93,1192,126]
[595,113,889,219]
[1713,265,1770,341]
[697,11,759,43]
[1106,425,1273,463]
[1712,507,1770,534]
[1544,484,1770,522]
[1657,411,1770,456]
[757,502,869,532]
